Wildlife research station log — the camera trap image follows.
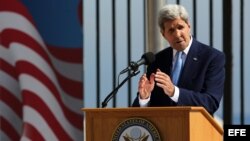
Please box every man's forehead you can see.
[164,18,187,28]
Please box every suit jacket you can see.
[132,38,225,115]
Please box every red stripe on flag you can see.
[23,90,73,141]
[16,60,83,100]
[0,58,18,79]
[47,45,83,63]
[0,0,83,140]
[0,87,22,118]
[1,29,83,99]
[1,29,51,65]
[0,0,36,27]
[23,123,46,141]
[0,117,20,141]
[56,72,83,98]
[16,61,83,129]
[1,29,83,98]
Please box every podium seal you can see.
[112,117,161,141]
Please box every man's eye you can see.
[178,26,184,30]
[168,29,174,33]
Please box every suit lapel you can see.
[178,39,200,86]
[158,47,173,75]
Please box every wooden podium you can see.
[82,107,223,141]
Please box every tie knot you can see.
[176,51,182,58]
[175,51,183,63]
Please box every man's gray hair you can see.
[158,4,189,30]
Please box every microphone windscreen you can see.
[141,52,155,65]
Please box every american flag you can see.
[0,0,83,141]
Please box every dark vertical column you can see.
[240,0,244,124]
[112,0,117,107]
[96,0,101,107]
[223,0,232,124]
[127,0,132,106]
[209,0,213,46]
[143,1,146,54]
[193,0,197,38]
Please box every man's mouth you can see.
[176,40,183,44]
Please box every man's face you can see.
[161,18,191,51]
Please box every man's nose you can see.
[174,30,181,37]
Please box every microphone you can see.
[120,52,155,74]
[102,52,154,108]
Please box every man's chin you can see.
[173,43,186,50]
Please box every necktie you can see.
[172,51,183,85]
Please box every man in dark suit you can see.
[132,4,225,116]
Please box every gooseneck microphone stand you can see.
[101,70,140,108]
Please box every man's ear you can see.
[187,21,191,28]
[160,29,164,36]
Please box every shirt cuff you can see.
[170,86,180,102]
[138,96,150,107]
